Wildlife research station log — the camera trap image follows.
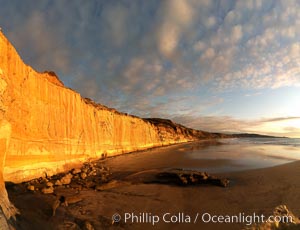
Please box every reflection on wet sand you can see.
[107,139,300,174]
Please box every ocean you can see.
[106,137,300,175]
[186,137,300,173]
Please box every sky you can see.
[0,0,300,137]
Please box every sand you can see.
[6,141,300,230]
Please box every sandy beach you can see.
[7,141,300,230]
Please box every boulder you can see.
[27,185,35,191]
[42,186,54,194]
[46,182,53,187]
[60,173,73,185]
[72,168,81,175]
[80,173,87,180]
[55,180,62,186]
[156,169,229,187]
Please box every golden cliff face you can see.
[0,31,199,184]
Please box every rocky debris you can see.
[156,169,230,187]
[46,182,53,187]
[25,160,111,197]
[55,180,62,186]
[72,168,81,175]
[27,185,35,191]
[244,205,300,230]
[60,173,73,185]
[273,205,300,224]
[82,221,94,230]
[41,186,54,194]
[80,172,87,180]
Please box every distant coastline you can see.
[232,133,287,138]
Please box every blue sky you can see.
[1,0,299,137]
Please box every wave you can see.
[222,137,300,147]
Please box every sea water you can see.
[186,138,300,173]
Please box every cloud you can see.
[201,48,215,60]
[172,115,256,133]
[6,10,72,74]
[231,25,243,43]
[1,0,300,137]
[101,3,130,47]
[193,41,206,52]
[157,0,194,58]
[261,117,300,123]
[172,115,300,137]
[205,16,216,28]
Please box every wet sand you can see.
[6,141,300,230]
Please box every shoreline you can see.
[6,140,300,230]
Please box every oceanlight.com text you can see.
[201,212,293,226]
[112,212,293,226]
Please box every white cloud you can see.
[157,0,194,58]
[231,25,243,43]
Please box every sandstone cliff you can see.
[0,31,224,184]
[0,31,228,222]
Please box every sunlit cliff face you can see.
[2,30,216,184]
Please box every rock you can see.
[244,205,300,230]
[82,168,88,173]
[55,180,62,186]
[156,169,229,187]
[72,168,81,175]
[27,185,35,191]
[60,173,73,185]
[83,221,94,230]
[88,169,97,176]
[178,174,188,184]
[273,205,300,224]
[207,177,230,188]
[42,186,54,194]
[46,182,53,187]
[80,173,87,180]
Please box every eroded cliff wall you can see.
[0,31,201,184]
